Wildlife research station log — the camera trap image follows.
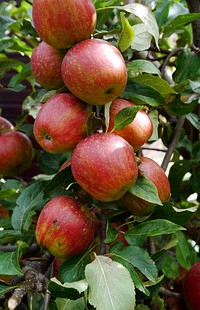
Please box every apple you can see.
[108,98,153,150]
[120,156,171,217]
[111,221,129,246]
[183,262,200,310]
[30,41,65,89]
[71,132,138,202]
[35,195,97,258]
[33,93,92,154]
[0,117,34,177]
[61,39,127,105]
[32,0,96,49]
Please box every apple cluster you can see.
[31,0,171,258]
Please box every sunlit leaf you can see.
[118,13,134,52]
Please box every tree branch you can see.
[186,0,200,48]
[161,116,186,171]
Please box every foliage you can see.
[0,0,199,309]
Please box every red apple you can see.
[35,195,97,258]
[30,41,65,89]
[111,221,129,246]
[32,0,96,49]
[108,98,153,150]
[120,156,171,216]
[61,39,127,105]
[0,117,34,177]
[33,93,92,154]
[183,262,200,310]
[71,132,138,202]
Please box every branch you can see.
[161,116,186,171]
[161,48,184,77]
[186,0,200,48]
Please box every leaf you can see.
[48,277,88,300]
[0,188,18,199]
[114,105,144,130]
[131,24,152,51]
[116,3,159,49]
[186,113,200,131]
[59,252,91,283]
[148,110,159,141]
[121,79,167,106]
[125,219,184,244]
[154,0,171,28]
[85,255,135,310]
[176,231,195,270]
[166,96,198,116]
[0,241,24,275]
[56,297,85,310]
[104,101,112,132]
[127,60,161,77]
[129,176,162,206]
[164,13,200,37]
[118,13,134,52]
[111,246,158,282]
[168,160,193,201]
[173,51,200,83]
[0,230,21,245]
[0,282,16,298]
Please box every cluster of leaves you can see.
[0,0,200,309]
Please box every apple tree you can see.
[0,0,199,309]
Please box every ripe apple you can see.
[61,39,127,105]
[33,93,92,154]
[35,195,97,258]
[32,0,96,49]
[0,117,34,177]
[108,98,153,150]
[183,263,200,310]
[30,41,65,89]
[120,156,171,217]
[71,132,138,202]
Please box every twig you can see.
[161,116,186,171]
[43,289,51,310]
[159,287,182,298]
[161,48,184,77]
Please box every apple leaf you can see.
[148,110,159,141]
[104,101,112,132]
[129,176,163,206]
[59,252,91,283]
[113,105,144,130]
[56,297,85,310]
[0,282,16,298]
[127,60,161,78]
[0,188,18,199]
[125,219,185,244]
[131,23,153,51]
[164,13,200,37]
[0,241,25,275]
[118,12,134,52]
[176,231,195,271]
[116,3,159,49]
[0,230,21,245]
[121,79,167,106]
[48,277,88,300]
[111,246,158,282]
[85,255,135,310]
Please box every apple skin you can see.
[120,156,171,217]
[61,39,127,105]
[108,98,153,150]
[30,41,65,89]
[35,195,97,258]
[71,132,138,202]
[0,117,34,177]
[33,93,92,154]
[32,0,96,49]
[183,263,200,310]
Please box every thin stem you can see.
[161,48,184,77]
[43,290,51,310]
[161,116,186,171]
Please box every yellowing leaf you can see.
[85,255,135,310]
[119,13,135,52]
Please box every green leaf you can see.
[104,226,118,244]
[113,105,144,130]
[59,252,91,283]
[0,282,15,298]
[116,3,159,49]
[0,241,24,275]
[164,13,200,37]
[134,74,176,96]
[129,176,162,206]
[173,51,200,83]
[176,231,195,270]
[154,0,171,28]
[85,255,135,310]
[118,13,134,52]
[0,188,18,199]
[127,60,161,77]
[168,160,193,202]
[121,79,167,106]
[48,277,88,300]
[166,96,198,116]
[125,219,184,243]
[55,297,85,310]
[161,253,179,278]
[148,110,159,141]
[186,113,200,131]
[0,230,21,245]
[111,246,158,282]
